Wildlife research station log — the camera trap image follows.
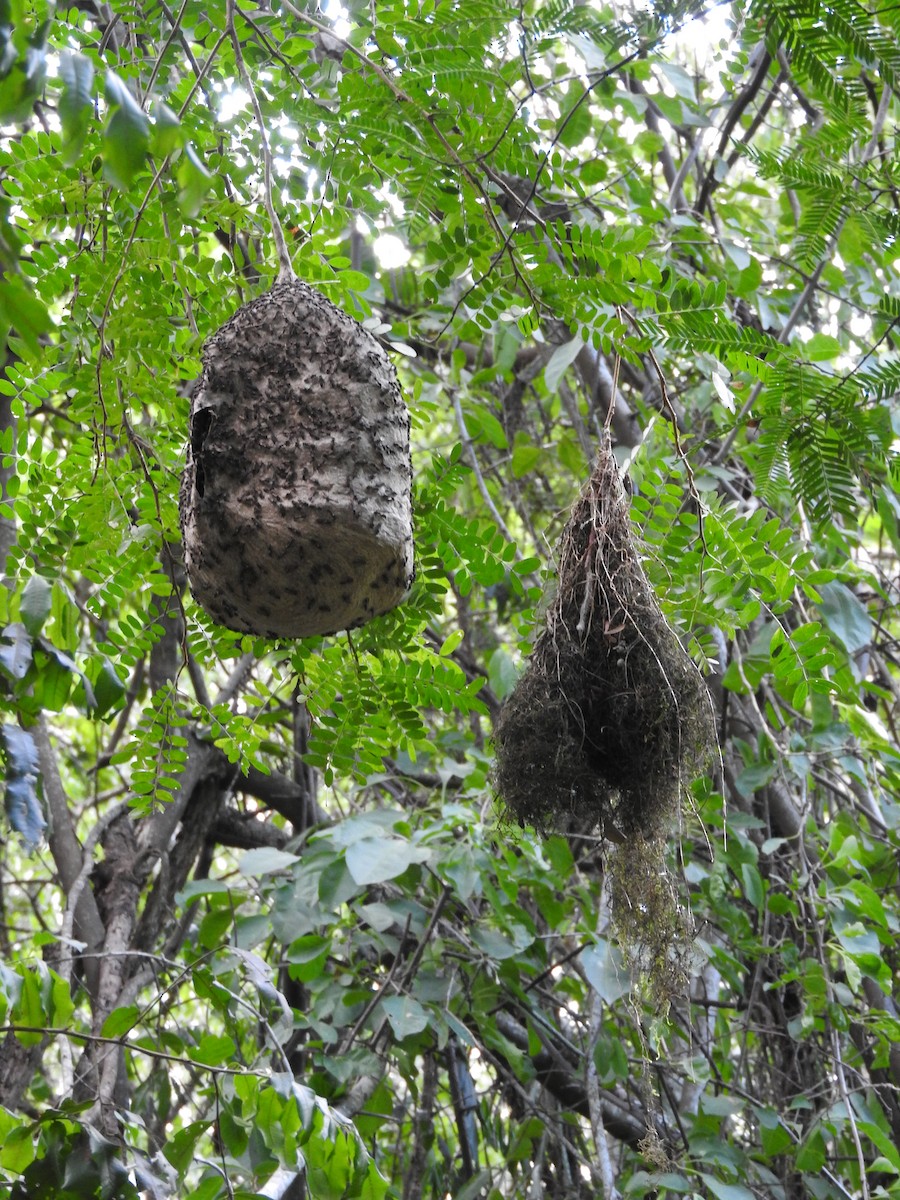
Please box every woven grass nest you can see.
[493,437,714,842]
[180,278,414,639]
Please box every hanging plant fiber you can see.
[180,278,414,639]
[493,437,714,840]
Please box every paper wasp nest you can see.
[180,279,414,639]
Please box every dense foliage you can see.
[0,0,899,1196]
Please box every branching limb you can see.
[56,798,130,1096]
[696,45,773,215]
[35,717,106,997]
[403,1052,438,1200]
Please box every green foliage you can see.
[0,722,42,844]
[0,0,898,1196]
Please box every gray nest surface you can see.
[180,279,414,639]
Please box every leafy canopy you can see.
[0,0,898,1197]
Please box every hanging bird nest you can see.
[493,436,714,842]
[180,278,414,640]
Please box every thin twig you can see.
[277,0,538,311]
[225,1,294,281]
[620,309,707,555]
[450,388,516,543]
[213,1074,237,1200]
[93,29,228,463]
[142,0,192,102]
[336,914,411,1057]
[0,1025,271,1076]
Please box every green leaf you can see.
[103,70,150,188]
[511,435,541,478]
[472,926,517,960]
[238,847,301,876]
[700,1175,757,1200]
[712,371,735,413]
[191,1034,236,1065]
[836,880,887,928]
[191,1181,224,1200]
[464,405,508,449]
[803,333,843,361]
[0,274,52,356]
[49,972,74,1028]
[163,1121,210,1174]
[818,581,872,654]
[152,100,182,156]
[1,723,43,846]
[557,86,591,147]
[345,836,431,885]
[13,968,44,1044]
[734,760,776,796]
[0,623,31,680]
[380,994,429,1039]
[452,1170,493,1200]
[217,1105,248,1157]
[0,1122,37,1174]
[0,43,46,122]
[20,574,51,636]
[659,60,697,102]
[197,906,232,949]
[581,940,632,1003]
[337,269,371,292]
[856,1120,900,1172]
[758,1112,794,1157]
[356,1161,390,1200]
[439,628,464,656]
[35,640,95,712]
[544,336,582,393]
[835,924,881,960]
[58,51,94,165]
[86,656,127,718]
[287,934,331,982]
[734,256,763,298]
[487,646,519,699]
[101,1005,140,1038]
[305,1120,359,1199]
[741,862,765,913]
[176,142,212,217]
[795,1127,826,1172]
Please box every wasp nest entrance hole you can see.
[493,438,715,1000]
[180,279,414,640]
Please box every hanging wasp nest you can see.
[493,437,716,1002]
[180,278,414,639]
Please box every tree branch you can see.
[35,717,105,995]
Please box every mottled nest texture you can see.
[180,278,414,639]
[493,438,714,842]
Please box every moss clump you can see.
[606,833,694,1011]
